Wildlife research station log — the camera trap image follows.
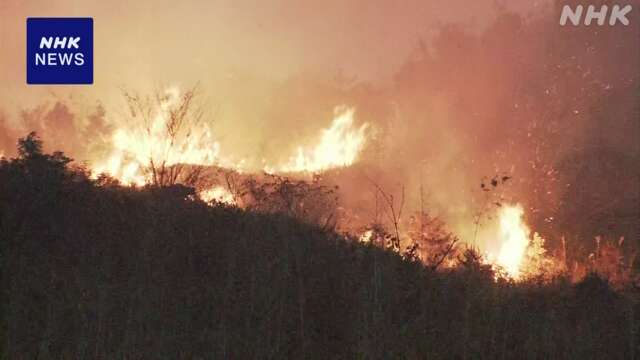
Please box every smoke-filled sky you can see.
[0,0,549,166]
[1,0,542,100]
[1,0,638,251]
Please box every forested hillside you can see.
[1,134,638,359]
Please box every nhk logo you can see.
[560,4,632,26]
[36,37,84,66]
[27,18,93,84]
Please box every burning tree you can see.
[94,84,220,188]
[125,85,212,187]
[406,211,459,269]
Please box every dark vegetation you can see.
[2,134,639,359]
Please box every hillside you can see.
[1,135,638,359]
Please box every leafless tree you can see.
[122,84,217,187]
[364,175,404,252]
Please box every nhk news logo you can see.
[560,4,633,26]
[27,18,93,84]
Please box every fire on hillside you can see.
[73,86,577,282]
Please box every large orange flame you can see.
[92,86,221,185]
[481,203,560,280]
[494,204,530,278]
[275,107,369,173]
[92,87,368,186]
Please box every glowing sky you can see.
[1,0,543,100]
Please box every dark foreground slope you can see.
[1,136,638,359]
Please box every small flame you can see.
[359,229,374,243]
[200,185,236,205]
[278,107,369,173]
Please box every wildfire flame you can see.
[92,86,221,185]
[84,86,549,279]
[358,229,374,243]
[277,107,369,173]
[92,86,368,186]
[494,204,531,279]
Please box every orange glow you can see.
[200,185,236,205]
[358,229,374,243]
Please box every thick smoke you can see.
[1,0,638,254]
[352,1,640,254]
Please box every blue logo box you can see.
[27,17,93,84]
